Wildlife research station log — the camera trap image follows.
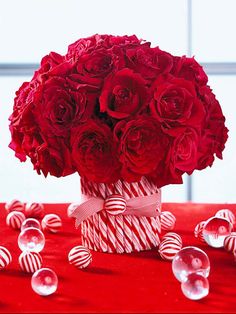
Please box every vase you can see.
[79,176,162,253]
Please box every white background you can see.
[0,0,235,203]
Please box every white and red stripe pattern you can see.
[223,232,236,253]
[25,202,44,218]
[6,211,26,229]
[41,214,62,233]
[67,203,81,217]
[104,194,126,215]
[194,221,206,243]
[162,232,182,246]
[160,211,176,231]
[80,176,161,253]
[68,246,92,269]
[215,209,235,228]
[18,251,42,273]
[0,246,12,269]
[158,238,182,261]
[5,199,25,214]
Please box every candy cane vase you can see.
[77,176,162,254]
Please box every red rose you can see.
[150,75,205,135]
[73,48,125,86]
[126,45,173,81]
[33,76,97,138]
[169,127,199,173]
[196,86,228,169]
[149,127,199,187]
[67,34,141,60]
[9,80,39,161]
[33,136,74,177]
[100,68,148,119]
[114,118,169,182]
[71,121,120,183]
[33,52,73,82]
[171,56,208,86]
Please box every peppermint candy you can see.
[104,194,126,215]
[67,203,80,217]
[19,251,42,273]
[215,209,235,227]
[41,214,62,233]
[68,246,92,269]
[6,211,26,229]
[158,238,182,261]
[5,199,25,213]
[0,246,12,269]
[194,221,206,242]
[162,232,182,246]
[223,232,236,253]
[160,211,176,231]
[25,202,44,218]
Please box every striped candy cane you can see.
[80,177,161,253]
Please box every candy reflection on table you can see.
[181,273,209,300]
[18,227,45,252]
[21,218,41,231]
[31,268,58,296]
[202,217,232,248]
[172,246,210,283]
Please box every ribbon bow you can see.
[69,192,161,227]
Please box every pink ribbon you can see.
[69,193,161,227]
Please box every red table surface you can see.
[0,202,236,313]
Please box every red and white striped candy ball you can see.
[0,246,12,269]
[5,199,25,214]
[104,194,126,215]
[25,202,44,218]
[41,214,62,233]
[223,232,236,253]
[160,211,176,231]
[6,211,26,229]
[158,238,182,261]
[18,251,42,273]
[194,221,206,242]
[162,232,183,246]
[67,203,80,217]
[215,209,235,227]
[68,246,92,269]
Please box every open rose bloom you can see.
[9,34,228,253]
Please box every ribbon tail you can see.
[125,193,161,217]
[69,197,104,227]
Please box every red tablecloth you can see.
[0,202,236,313]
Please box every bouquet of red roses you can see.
[9,34,228,188]
[9,34,228,254]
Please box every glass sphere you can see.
[181,273,209,300]
[202,216,232,248]
[172,246,210,282]
[21,218,41,231]
[18,227,45,252]
[31,268,58,296]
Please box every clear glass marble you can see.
[172,246,210,282]
[18,227,45,252]
[181,273,209,300]
[202,216,232,248]
[21,218,41,231]
[31,268,58,296]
